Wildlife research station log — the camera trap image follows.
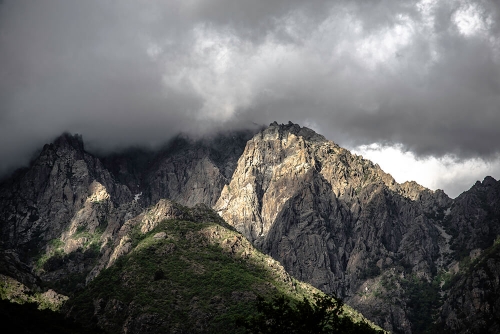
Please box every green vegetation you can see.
[359,260,381,279]
[31,225,107,297]
[69,219,285,332]
[35,223,105,274]
[401,274,442,333]
[73,229,103,251]
[243,293,384,334]
[438,234,500,296]
[67,213,383,333]
[0,274,68,312]
[443,235,500,292]
[35,238,65,271]
[401,237,500,334]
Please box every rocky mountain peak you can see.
[1,123,499,334]
[36,133,86,168]
[0,131,133,255]
[266,121,328,143]
[52,133,84,151]
[481,175,497,187]
[215,122,441,245]
[214,121,460,333]
[471,176,497,190]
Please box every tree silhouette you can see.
[243,293,383,334]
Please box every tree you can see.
[243,293,383,334]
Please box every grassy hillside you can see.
[66,206,385,333]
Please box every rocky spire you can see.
[215,121,453,333]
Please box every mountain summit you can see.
[1,122,499,333]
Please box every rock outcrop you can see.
[0,134,132,253]
[437,239,500,333]
[215,122,497,333]
[1,122,499,333]
[443,176,500,256]
[101,130,256,208]
[435,178,500,333]
[64,203,384,334]
[0,130,253,290]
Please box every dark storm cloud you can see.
[0,0,203,174]
[1,0,500,182]
[228,0,500,158]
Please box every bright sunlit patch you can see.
[416,0,438,45]
[352,143,500,198]
[416,0,438,19]
[453,2,491,36]
[159,26,254,121]
[355,14,415,69]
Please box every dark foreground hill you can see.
[1,201,383,333]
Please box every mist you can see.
[1,0,499,196]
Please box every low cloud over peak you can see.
[1,0,499,194]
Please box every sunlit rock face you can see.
[1,123,499,334]
[216,122,457,333]
[0,134,141,289]
[0,130,254,291]
[0,134,134,253]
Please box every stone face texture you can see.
[1,123,499,334]
[0,131,250,292]
[445,177,500,252]
[101,131,255,208]
[0,134,133,253]
[146,150,227,208]
[215,122,461,333]
[437,244,500,334]
[0,134,143,290]
[435,178,500,334]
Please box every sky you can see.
[0,0,499,198]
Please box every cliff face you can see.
[444,176,500,255]
[101,130,255,208]
[0,134,134,256]
[0,123,499,333]
[214,122,496,333]
[437,239,500,334]
[435,178,500,333]
[143,132,251,208]
[0,131,252,292]
[0,134,140,293]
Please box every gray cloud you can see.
[1,0,500,188]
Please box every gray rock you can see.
[153,232,167,239]
[215,122,455,333]
[1,123,499,334]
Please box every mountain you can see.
[64,201,383,333]
[100,130,256,208]
[214,122,449,332]
[0,122,499,333]
[0,130,254,285]
[215,122,500,333]
[436,178,500,333]
[1,194,383,333]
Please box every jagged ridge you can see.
[0,123,499,334]
[215,122,497,333]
